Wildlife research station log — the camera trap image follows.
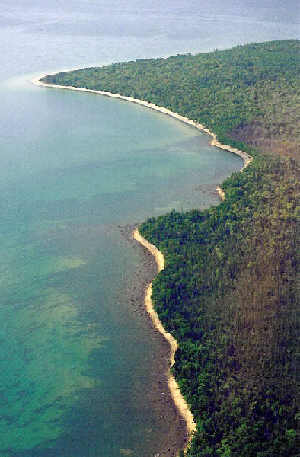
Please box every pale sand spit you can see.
[216,186,226,201]
[133,229,196,449]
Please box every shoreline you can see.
[31,74,253,170]
[133,228,196,452]
[32,71,253,454]
[216,185,226,201]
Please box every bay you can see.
[0,1,298,456]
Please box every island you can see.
[38,40,299,457]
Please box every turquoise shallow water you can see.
[0,86,243,456]
[0,1,298,455]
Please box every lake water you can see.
[0,1,298,456]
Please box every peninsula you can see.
[37,40,299,457]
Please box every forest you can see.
[43,40,299,456]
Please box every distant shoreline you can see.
[32,74,253,174]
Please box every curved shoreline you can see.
[133,228,196,449]
[31,74,253,170]
[32,71,253,452]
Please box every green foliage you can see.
[44,41,300,456]
[43,40,300,161]
[141,156,299,457]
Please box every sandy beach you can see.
[120,224,192,456]
[216,186,226,201]
[133,229,196,449]
[32,74,253,171]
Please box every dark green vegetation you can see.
[44,41,299,456]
